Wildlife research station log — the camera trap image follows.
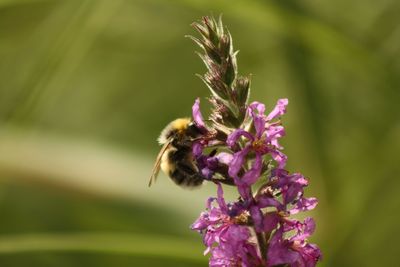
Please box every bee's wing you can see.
[148,141,171,187]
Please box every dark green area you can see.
[0,182,191,236]
[0,253,205,267]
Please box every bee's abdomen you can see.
[169,168,204,187]
[165,147,204,188]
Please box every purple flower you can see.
[250,193,284,233]
[189,97,321,267]
[262,212,281,232]
[192,99,232,180]
[192,141,233,179]
[227,100,289,190]
[186,17,322,266]
[191,184,261,266]
[290,197,318,215]
[192,97,207,129]
[272,169,309,206]
[224,100,289,231]
[266,98,288,121]
[267,219,322,267]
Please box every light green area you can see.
[0,233,205,260]
[0,0,399,266]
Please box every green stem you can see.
[255,230,267,263]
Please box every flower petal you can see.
[192,98,206,128]
[227,129,254,147]
[249,101,266,114]
[266,98,288,121]
[191,212,209,230]
[299,243,322,266]
[267,227,301,266]
[249,205,263,232]
[216,183,228,213]
[242,153,263,185]
[237,185,252,200]
[263,212,280,232]
[192,141,203,157]
[270,150,287,169]
[258,195,284,210]
[281,173,308,204]
[303,217,316,238]
[267,125,285,149]
[216,152,233,165]
[248,102,266,138]
[290,197,318,215]
[228,145,251,179]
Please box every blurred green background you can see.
[0,0,399,266]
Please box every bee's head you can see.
[158,118,204,144]
[158,118,190,144]
[171,118,191,135]
[186,121,203,138]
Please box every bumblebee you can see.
[149,118,206,188]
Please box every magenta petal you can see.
[283,218,303,232]
[249,101,266,114]
[290,197,318,214]
[206,197,216,210]
[206,224,254,266]
[257,195,283,210]
[270,149,287,169]
[282,173,309,204]
[248,102,266,138]
[226,129,254,147]
[267,125,285,149]
[249,205,263,232]
[289,217,316,242]
[284,185,302,204]
[228,145,251,178]
[267,228,301,266]
[216,152,233,165]
[263,212,280,232]
[299,243,322,266]
[237,185,252,200]
[216,184,228,213]
[303,217,316,238]
[266,98,288,121]
[253,116,265,139]
[192,98,206,128]
[288,218,321,266]
[287,217,316,243]
[191,212,209,230]
[192,142,203,157]
[242,153,262,185]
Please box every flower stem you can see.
[255,230,267,263]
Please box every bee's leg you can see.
[176,161,236,186]
[209,149,217,157]
[211,177,236,186]
[209,161,236,186]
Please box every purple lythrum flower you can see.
[190,97,321,266]
[226,99,288,198]
[267,218,322,267]
[191,184,262,267]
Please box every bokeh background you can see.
[0,0,399,266]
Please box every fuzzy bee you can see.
[148,118,206,188]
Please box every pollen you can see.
[232,211,250,225]
[251,137,267,153]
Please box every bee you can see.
[149,118,206,188]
